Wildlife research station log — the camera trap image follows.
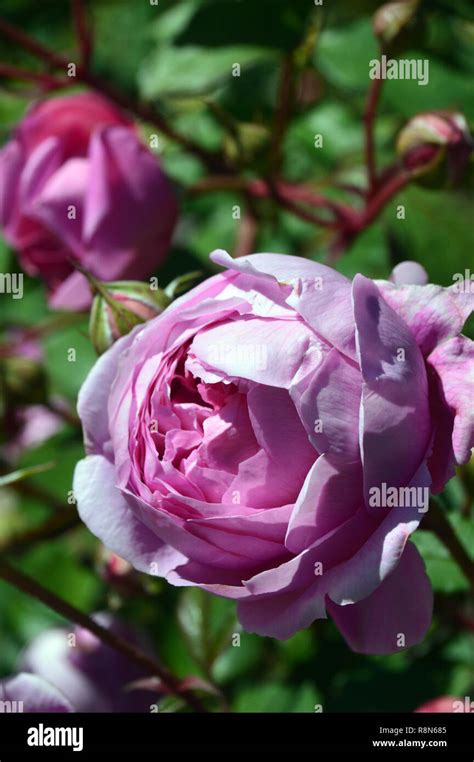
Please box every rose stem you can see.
[71,0,92,70]
[0,16,230,175]
[0,17,413,249]
[363,52,384,196]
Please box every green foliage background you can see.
[0,0,473,712]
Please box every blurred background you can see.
[0,0,473,712]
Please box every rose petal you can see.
[327,542,433,654]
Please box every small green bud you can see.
[89,280,170,355]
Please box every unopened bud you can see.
[97,548,143,598]
[397,112,473,185]
[373,0,421,48]
[89,280,170,355]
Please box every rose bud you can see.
[397,111,473,185]
[74,250,473,654]
[97,548,142,597]
[0,93,178,311]
[373,0,421,50]
[89,279,170,355]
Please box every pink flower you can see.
[0,93,178,310]
[74,251,474,653]
[20,614,155,713]
[0,673,73,713]
[0,614,156,713]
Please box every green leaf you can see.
[44,320,97,399]
[384,186,474,287]
[91,0,157,93]
[18,434,85,502]
[383,55,474,121]
[139,45,274,99]
[233,681,322,713]
[175,0,315,50]
[336,225,391,281]
[177,588,236,673]
[315,18,378,92]
[213,632,264,684]
[413,514,474,594]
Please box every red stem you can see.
[328,167,410,260]
[0,17,230,174]
[189,176,340,227]
[0,18,67,69]
[266,179,338,227]
[269,55,294,175]
[0,17,413,251]
[0,63,67,89]
[358,168,410,229]
[71,0,92,69]
[364,68,383,196]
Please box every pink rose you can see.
[0,673,73,713]
[20,614,155,712]
[0,93,177,310]
[0,614,156,713]
[74,251,474,654]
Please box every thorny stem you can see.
[0,15,415,251]
[0,559,209,712]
